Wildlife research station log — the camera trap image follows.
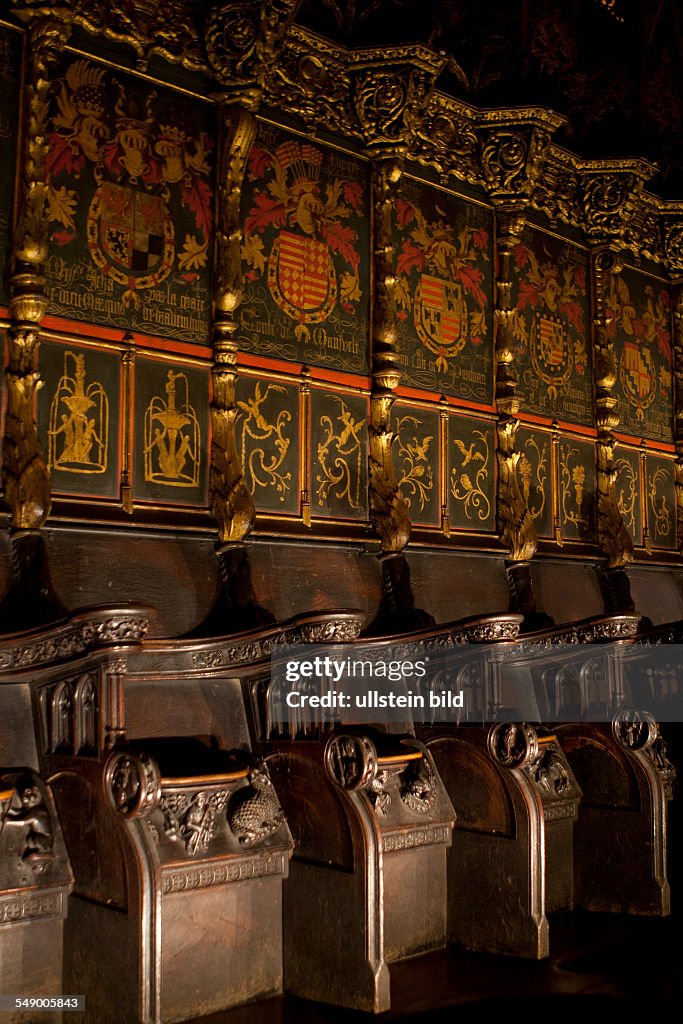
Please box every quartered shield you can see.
[621,340,655,417]
[414,274,468,370]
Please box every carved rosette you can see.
[3,8,72,532]
[592,249,634,570]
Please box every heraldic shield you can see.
[267,230,337,342]
[87,182,175,308]
[621,340,656,420]
[530,312,573,399]
[414,274,468,372]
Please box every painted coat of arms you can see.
[392,183,492,400]
[238,126,368,373]
[45,59,213,343]
[513,234,590,424]
[606,269,672,441]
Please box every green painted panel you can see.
[394,403,440,527]
[38,341,121,499]
[310,389,368,519]
[513,227,592,425]
[133,358,209,505]
[447,415,495,531]
[238,122,370,374]
[45,57,213,344]
[393,177,494,402]
[236,376,300,514]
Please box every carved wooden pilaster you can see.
[352,53,443,555]
[480,116,561,629]
[592,247,635,611]
[194,2,299,635]
[210,102,258,548]
[672,280,683,555]
[0,8,71,631]
[368,156,411,554]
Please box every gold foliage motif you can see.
[316,397,364,511]
[519,435,548,523]
[238,382,292,501]
[144,371,200,487]
[559,443,589,532]
[647,464,673,543]
[395,414,434,514]
[614,453,639,534]
[450,429,491,521]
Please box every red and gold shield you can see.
[620,341,655,417]
[414,274,468,370]
[267,230,336,324]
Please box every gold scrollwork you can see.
[519,435,548,523]
[144,370,200,487]
[647,464,673,541]
[559,443,589,530]
[316,397,364,511]
[237,382,292,502]
[614,454,638,534]
[48,351,108,474]
[395,414,434,515]
[450,429,491,521]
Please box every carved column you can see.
[591,247,635,611]
[0,7,72,630]
[666,223,683,555]
[479,115,561,629]
[192,1,299,635]
[352,54,442,635]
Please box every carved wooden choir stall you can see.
[0,1,682,1022]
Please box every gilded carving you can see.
[212,104,258,544]
[592,248,634,569]
[3,10,72,533]
[369,157,410,552]
[581,164,653,244]
[478,111,562,200]
[673,282,683,554]
[205,0,301,100]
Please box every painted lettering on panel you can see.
[45,58,213,343]
[448,415,495,531]
[608,268,672,442]
[238,123,369,373]
[393,178,493,401]
[513,228,592,425]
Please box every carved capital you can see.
[478,111,562,202]
[409,96,479,184]
[350,49,445,154]
[204,0,301,102]
[581,163,654,244]
[664,220,683,275]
